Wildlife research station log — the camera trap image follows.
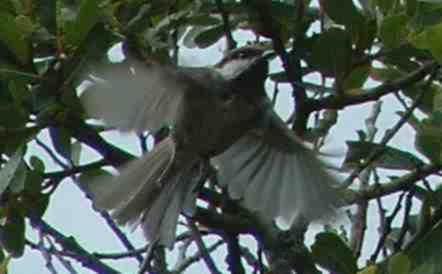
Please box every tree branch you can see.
[243,0,309,134]
[343,64,439,187]
[188,219,222,274]
[345,164,442,205]
[215,0,236,50]
[306,61,439,112]
[29,215,119,274]
[70,122,134,166]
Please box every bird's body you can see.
[82,46,340,247]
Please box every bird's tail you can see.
[88,136,199,247]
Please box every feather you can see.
[87,136,198,247]
[141,165,198,248]
[212,108,341,226]
[82,60,188,133]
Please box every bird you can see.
[82,45,341,248]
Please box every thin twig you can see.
[345,164,441,205]
[172,240,224,274]
[94,244,149,260]
[43,160,107,179]
[394,190,415,251]
[35,137,70,169]
[343,64,440,188]
[173,237,193,271]
[307,61,439,112]
[26,238,58,274]
[224,232,245,274]
[138,133,149,153]
[35,137,141,266]
[46,236,78,274]
[29,215,119,274]
[80,182,144,264]
[244,0,308,134]
[240,245,268,274]
[369,192,406,262]
[215,0,236,50]
[350,101,382,257]
[188,219,222,274]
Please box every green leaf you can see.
[187,14,221,26]
[370,67,403,82]
[64,0,103,49]
[407,83,441,115]
[322,0,365,28]
[343,141,424,170]
[371,67,437,114]
[380,14,410,48]
[62,22,118,87]
[407,221,442,274]
[23,169,44,194]
[34,0,57,34]
[311,232,358,274]
[24,192,50,218]
[412,3,442,29]
[411,22,442,62]
[389,253,411,274]
[358,265,379,274]
[29,156,45,173]
[0,12,31,65]
[354,18,377,51]
[0,104,27,129]
[0,0,16,14]
[415,111,442,163]
[311,28,352,78]
[0,255,10,274]
[376,0,396,14]
[413,186,442,210]
[407,0,418,16]
[71,141,82,165]
[0,126,38,155]
[0,206,25,257]
[19,168,47,217]
[194,24,225,48]
[344,64,370,90]
[8,160,27,193]
[0,146,24,195]
[182,25,207,48]
[8,78,30,107]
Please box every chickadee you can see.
[82,46,340,247]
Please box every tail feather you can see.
[141,178,181,246]
[141,172,198,246]
[111,141,175,226]
[88,136,198,247]
[92,137,175,212]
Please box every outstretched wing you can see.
[82,59,200,133]
[212,108,341,225]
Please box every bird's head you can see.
[214,46,269,86]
